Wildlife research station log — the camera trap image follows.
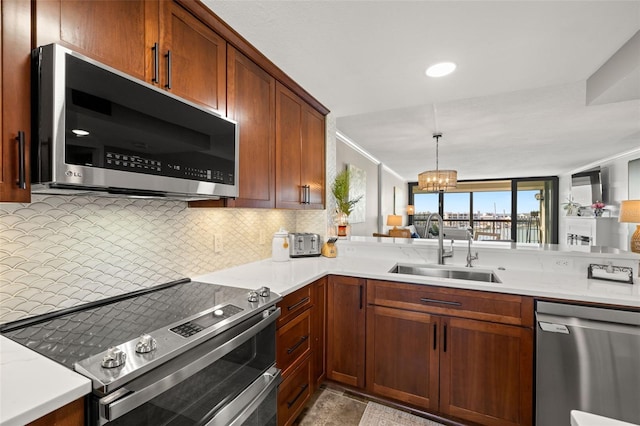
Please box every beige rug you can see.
[358,402,445,426]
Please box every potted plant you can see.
[331,169,362,236]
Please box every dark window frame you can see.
[408,176,559,243]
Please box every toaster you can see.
[289,233,322,257]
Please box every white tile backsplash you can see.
[0,195,325,323]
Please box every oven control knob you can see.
[135,334,157,354]
[258,286,271,298]
[101,347,127,368]
[248,291,259,303]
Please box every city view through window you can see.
[410,179,557,243]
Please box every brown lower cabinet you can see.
[276,278,326,426]
[366,279,534,426]
[326,275,366,388]
[27,397,84,426]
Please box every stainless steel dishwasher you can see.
[536,301,640,426]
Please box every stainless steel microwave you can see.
[31,44,238,200]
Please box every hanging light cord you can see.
[433,132,442,172]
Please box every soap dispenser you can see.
[272,228,290,261]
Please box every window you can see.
[409,177,558,243]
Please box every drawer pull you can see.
[151,42,159,83]
[16,131,26,189]
[287,335,309,354]
[420,298,461,307]
[287,297,310,311]
[443,324,448,352]
[287,383,309,408]
[433,323,437,350]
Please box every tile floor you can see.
[293,384,446,426]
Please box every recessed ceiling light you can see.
[425,62,457,78]
[72,129,90,136]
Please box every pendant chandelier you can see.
[418,132,457,192]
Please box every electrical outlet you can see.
[553,258,572,268]
[214,234,223,253]
[259,230,266,245]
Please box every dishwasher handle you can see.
[536,312,640,337]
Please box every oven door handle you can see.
[204,366,281,426]
[100,307,281,422]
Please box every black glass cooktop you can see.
[1,280,249,368]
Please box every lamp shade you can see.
[406,205,415,215]
[619,200,640,223]
[619,200,640,254]
[418,169,458,192]
[386,215,402,227]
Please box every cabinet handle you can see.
[164,50,172,89]
[300,185,310,204]
[286,335,309,354]
[359,285,363,310]
[443,324,448,352]
[151,43,159,84]
[287,383,309,408]
[419,298,461,307]
[433,323,437,350]
[287,296,310,311]
[16,131,26,189]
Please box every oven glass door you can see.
[96,311,277,426]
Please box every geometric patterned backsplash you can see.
[0,194,327,324]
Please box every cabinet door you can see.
[301,104,325,209]
[159,1,226,113]
[366,305,440,411]
[35,0,155,82]
[312,277,327,389]
[439,317,533,426]
[326,276,366,388]
[226,46,275,208]
[1,0,31,203]
[275,82,303,209]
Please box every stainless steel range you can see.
[1,279,281,425]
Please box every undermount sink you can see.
[390,263,502,283]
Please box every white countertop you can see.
[571,410,639,426]
[195,241,640,308]
[2,239,638,425]
[0,336,91,426]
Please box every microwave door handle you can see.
[100,308,280,422]
[205,367,281,426]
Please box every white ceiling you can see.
[204,0,640,181]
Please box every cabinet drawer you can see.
[277,285,313,327]
[367,280,533,327]
[277,355,312,426]
[277,308,312,377]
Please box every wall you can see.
[0,195,325,324]
[380,165,409,232]
[559,147,640,250]
[336,138,379,236]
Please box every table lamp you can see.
[386,214,402,230]
[619,200,640,253]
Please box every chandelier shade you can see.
[418,169,458,192]
[417,132,458,192]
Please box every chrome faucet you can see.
[425,213,454,265]
[466,227,479,267]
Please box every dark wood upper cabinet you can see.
[35,0,154,82]
[225,46,276,208]
[1,0,31,203]
[159,1,226,113]
[275,82,325,210]
[35,0,225,113]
